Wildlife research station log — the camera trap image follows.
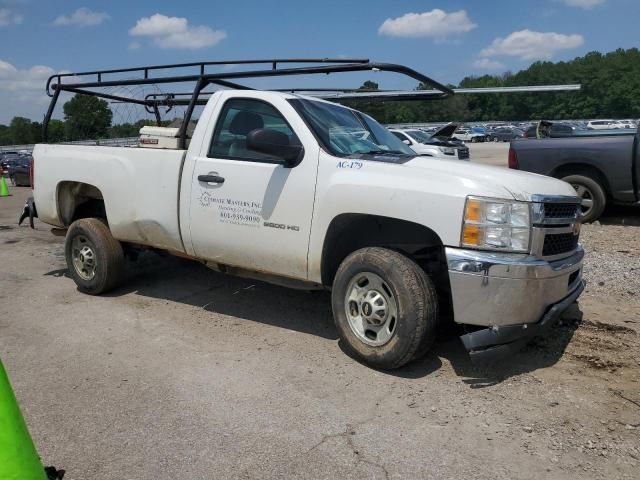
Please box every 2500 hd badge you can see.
[263,222,300,232]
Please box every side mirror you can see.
[246,128,304,167]
[402,139,411,145]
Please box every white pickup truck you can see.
[23,60,585,368]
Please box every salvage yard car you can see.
[7,154,33,187]
[453,127,487,143]
[21,59,585,368]
[389,125,470,160]
[489,127,525,142]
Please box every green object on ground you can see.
[0,176,10,197]
[0,359,47,480]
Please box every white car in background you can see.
[452,127,487,143]
[389,125,470,160]
[618,120,638,129]
[587,120,619,130]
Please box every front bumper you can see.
[445,246,585,360]
[461,280,584,362]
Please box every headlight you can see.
[461,197,531,252]
[439,146,456,155]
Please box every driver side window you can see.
[208,98,299,162]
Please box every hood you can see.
[404,156,577,201]
[422,138,463,147]
[430,122,461,141]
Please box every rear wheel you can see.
[562,174,606,223]
[331,248,438,370]
[65,218,125,295]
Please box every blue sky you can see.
[1,0,639,123]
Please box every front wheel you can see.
[562,174,606,223]
[331,248,438,370]
[65,218,125,295]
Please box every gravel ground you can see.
[580,224,640,304]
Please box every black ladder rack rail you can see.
[43,58,453,148]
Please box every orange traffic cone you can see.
[0,176,10,197]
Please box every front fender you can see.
[307,153,470,283]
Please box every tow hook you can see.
[18,197,37,229]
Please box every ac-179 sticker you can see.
[336,160,363,170]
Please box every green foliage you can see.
[107,119,167,138]
[353,48,640,123]
[0,95,165,145]
[47,120,66,143]
[9,117,35,144]
[0,125,10,145]
[63,94,113,140]
[359,80,379,91]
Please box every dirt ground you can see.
[1,177,639,479]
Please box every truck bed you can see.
[33,144,187,252]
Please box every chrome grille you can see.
[530,195,582,259]
[543,203,580,219]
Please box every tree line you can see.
[0,95,161,146]
[347,48,640,124]
[2,48,639,146]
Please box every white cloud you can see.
[53,7,110,27]
[561,0,606,8]
[472,58,506,70]
[0,59,18,76]
[0,59,59,123]
[0,8,23,26]
[480,30,584,60]
[129,14,226,49]
[129,14,186,37]
[378,9,476,40]
[0,60,55,91]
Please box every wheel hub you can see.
[71,235,97,281]
[571,183,594,216]
[345,272,398,347]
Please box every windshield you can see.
[405,130,432,143]
[289,98,415,157]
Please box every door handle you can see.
[198,174,225,184]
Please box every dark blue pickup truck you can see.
[509,127,639,222]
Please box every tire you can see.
[562,174,606,223]
[471,137,477,143]
[493,137,498,142]
[331,247,438,370]
[65,218,125,295]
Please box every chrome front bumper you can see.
[446,245,584,328]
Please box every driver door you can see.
[187,97,318,280]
